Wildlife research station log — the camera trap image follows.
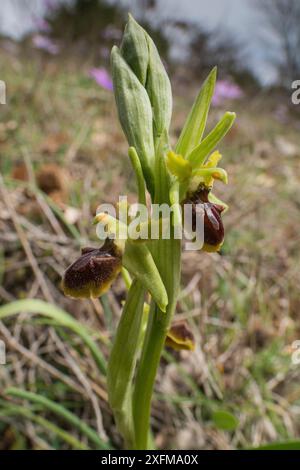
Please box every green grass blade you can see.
[1,404,90,450]
[251,441,300,450]
[0,299,107,374]
[5,388,111,450]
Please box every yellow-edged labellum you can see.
[62,242,122,299]
[165,322,195,351]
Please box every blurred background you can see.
[0,0,300,450]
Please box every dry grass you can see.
[1,43,300,450]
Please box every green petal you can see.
[188,111,236,167]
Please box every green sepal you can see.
[187,111,236,167]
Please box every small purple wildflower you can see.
[32,34,60,55]
[34,17,51,33]
[89,68,113,91]
[212,80,243,106]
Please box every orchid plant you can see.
[62,15,235,450]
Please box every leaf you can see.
[176,67,217,157]
[188,111,236,167]
[5,388,110,449]
[212,410,239,431]
[108,281,144,409]
[0,299,106,374]
[107,281,145,446]
[251,441,300,450]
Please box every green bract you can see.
[111,46,155,195]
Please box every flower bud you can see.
[111,46,155,195]
[120,14,149,86]
[120,15,172,140]
[185,186,225,252]
[62,241,122,299]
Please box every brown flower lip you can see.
[184,186,225,251]
[62,240,122,299]
[166,321,195,351]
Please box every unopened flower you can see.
[89,68,113,91]
[62,240,122,299]
[166,322,195,351]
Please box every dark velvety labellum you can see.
[62,240,121,298]
[184,186,225,249]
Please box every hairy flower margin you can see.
[62,14,236,450]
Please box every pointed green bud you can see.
[146,35,172,139]
[111,46,155,195]
[120,15,172,140]
[120,14,149,86]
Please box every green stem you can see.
[132,238,181,449]
[132,134,181,449]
